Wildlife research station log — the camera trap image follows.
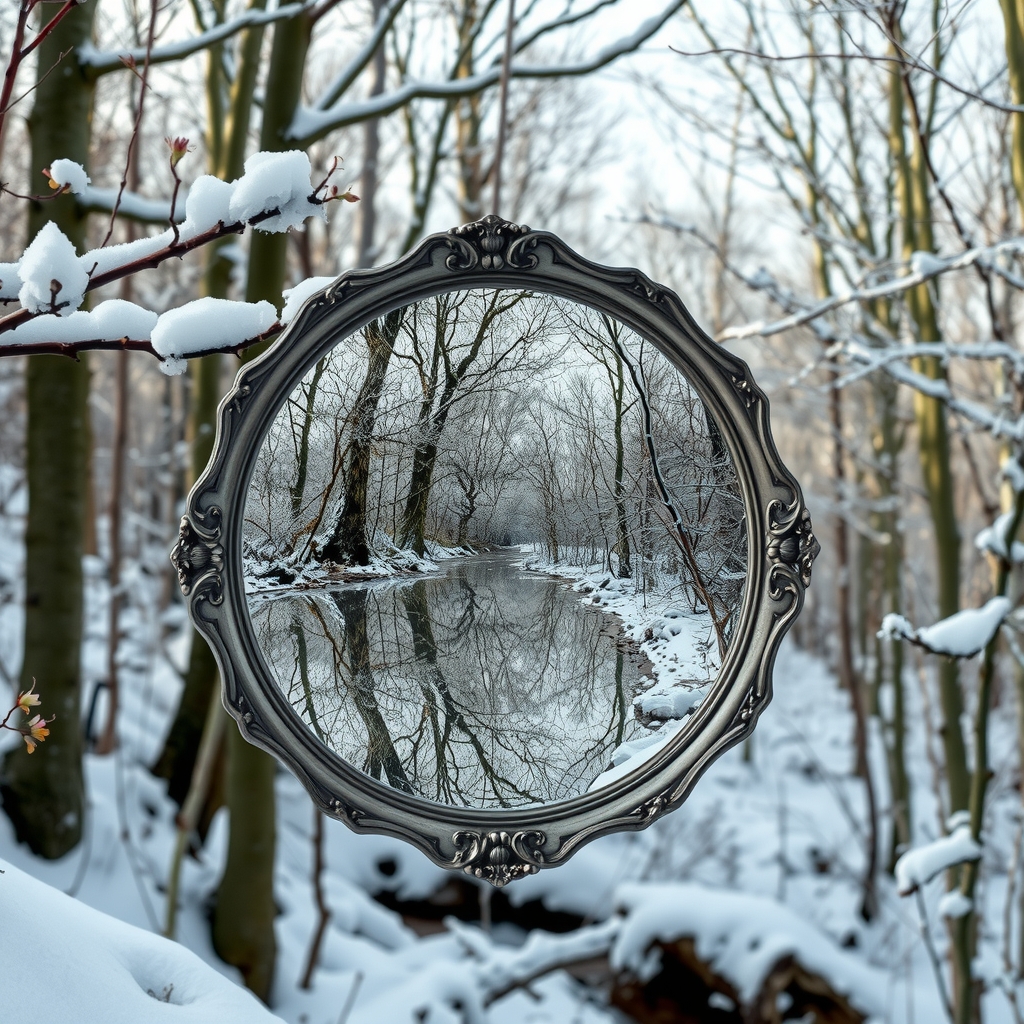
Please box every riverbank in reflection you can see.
[248,549,666,808]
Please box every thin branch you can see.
[312,0,411,111]
[0,322,283,364]
[82,1,317,77]
[99,0,159,249]
[0,0,81,165]
[290,0,685,147]
[669,43,1024,114]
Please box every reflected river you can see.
[247,550,656,809]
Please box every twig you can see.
[914,888,955,1023]
[99,0,159,249]
[0,1,81,168]
[299,808,332,989]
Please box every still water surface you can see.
[247,550,655,809]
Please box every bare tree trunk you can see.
[212,10,314,997]
[1,0,97,859]
[357,0,387,268]
[321,311,405,564]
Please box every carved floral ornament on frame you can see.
[172,215,819,887]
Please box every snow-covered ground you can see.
[244,536,474,594]
[1,503,1018,1022]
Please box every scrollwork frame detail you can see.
[177,216,817,886]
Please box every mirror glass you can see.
[242,290,747,809]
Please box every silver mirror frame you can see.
[171,215,819,887]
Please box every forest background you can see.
[1,0,1023,1022]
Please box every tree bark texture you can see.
[1,0,97,859]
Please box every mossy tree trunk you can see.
[1,0,97,860]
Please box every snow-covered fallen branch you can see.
[894,823,982,896]
[878,597,1013,658]
[610,882,885,1020]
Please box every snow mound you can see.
[0,858,284,1023]
[18,222,89,315]
[229,151,327,233]
[179,175,235,240]
[47,158,91,194]
[151,297,278,374]
[0,299,158,345]
[611,882,885,1017]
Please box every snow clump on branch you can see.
[879,596,1012,657]
[18,222,89,315]
[151,297,278,375]
[281,276,335,324]
[43,158,91,194]
[228,150,327,232]
[894,819,982,896]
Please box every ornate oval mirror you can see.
[173,216,818,885]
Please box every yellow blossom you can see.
[23,714,50,753]
[16,686,40,715]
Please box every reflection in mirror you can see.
[243,290,747,808]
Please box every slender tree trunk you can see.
[152,0,270,803]
[321,311,405,564]
[1,0,97,859]
[400,439,441,557]
[213,11,312,997]
[290,359,326,523]
[357,0,387,269]
[331,589,412,791]
[889,21,972,1019]
[611,352,632,579]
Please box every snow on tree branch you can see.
[79,2,317,77]
[0,150,352,371]
[642,208,1024,344]
[291,1,685,146]
[878,597,1014,658]
[894,820,982,896]
[313,0,411,111]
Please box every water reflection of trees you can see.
[245,290,747,645]
[248,558,646,808]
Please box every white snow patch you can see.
[976,510,1024,562]
[0,262,19,300]
[281,275,334,324]
[938,891,973,919]
[910,250,946,276]
[1003,456,1024,494]
[879,596,1012,657]
[611,882,884,1017]
[47,158,91,194]
[18,222,88,314]
[894,825,982,895]
[228,151,326,233]
[0,858,284,1023]
[180,175,235,239]
[151,297,278,374]
[0,299,158,345]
